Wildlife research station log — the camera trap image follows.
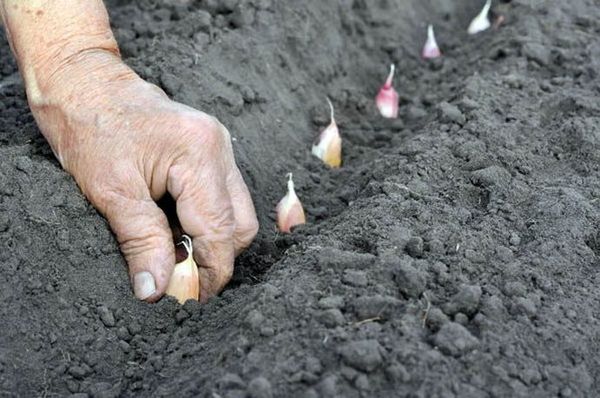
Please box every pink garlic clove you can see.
[311,98,342,168]
[422,25,442,59]
[375,64,399,119]
[276,173,306,233]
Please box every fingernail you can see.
[133,271,156,300]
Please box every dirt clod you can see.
[338,340,384,373]
[433,322,479,357]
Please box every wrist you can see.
[25,39,126,107]
[30,49,139,168]
[32,48,136,103]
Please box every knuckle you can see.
[180,114,230,151]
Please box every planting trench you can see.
[1,0,600,397]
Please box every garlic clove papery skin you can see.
[276,173,306,233]
[376,64,399,119]
[166,236,200,304]
[311,98,342,168]
[312,123,342,168]
[422,25,442,59]
[468,0,492,35]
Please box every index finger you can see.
[167,161,236,301]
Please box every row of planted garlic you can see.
[277,0,497,233]
[166,0,499,304]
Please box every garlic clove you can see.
[311,98,342,168]
[422,25,442,59]
[166,235,200,304]
[276,173,306,233]
[375,64,399,119]
[468,0,492,35]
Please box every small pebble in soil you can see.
[352,295,403,320]
[425,307,449,332]
[392,260,426,298]
[338,340,383,372]
[464,249,485,263]
[522,42,551,66]
[116,326,131,342]
[317,375,338,397]
[460,97,479,111]
[428,261,448,275]
[342,269,368,287]
[504,281,527,297]
[128,321,142,335]
[118,340,131,353]
[89,381,120,398]
[565,309,577,320]
[230,4,255,28]
[318,309,345,328]
[68,365,87,379]
[405,237,424,258]
[245,310,266,330]
[433,322,479,357]
[427,239,445,255]
[560,387,573,397]
[495,245,513,262]
[97,306,115,328]
[385,362,411,383]
[305,356,323,375]
[261,283,281,299]
[481,295,506,319]
[454,313,469,325]
[259,326,275,337]
[303,388,319,398]
[438,101,466,125]
[470,165,511,190]
[354,374,370,390]
[509,232,521,246]
[66,380,79,393]
[443,285,482,316]
[318,295,345,309]
[247,376,273,398]
[341,365,358,381]
[217,373,246,390]
[512,297,537,317]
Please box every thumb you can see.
[100,187,175,302]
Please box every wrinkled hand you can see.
[31,51,258,302]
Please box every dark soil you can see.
[2,0,600,397]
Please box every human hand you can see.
[31,50,258,302]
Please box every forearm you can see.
[1,0,141,167]
[0,0,124,105]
